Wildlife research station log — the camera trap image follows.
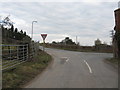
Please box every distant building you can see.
[113,2,120,58]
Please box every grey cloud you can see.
[0,2,117,45]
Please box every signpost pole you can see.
[43,40,45,51]
[41,34,47,52]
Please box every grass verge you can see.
[106,58,119,64]
[105,58,119,68]
[2,50,52,88]
[48,46,112,53]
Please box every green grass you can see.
[2,50,52,88]
[48,46,112,53]
[106,58,119,65]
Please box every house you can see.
[113,2,120,58]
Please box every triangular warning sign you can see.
[41,34,47,40]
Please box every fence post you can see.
[23,45,24,61]
[9,46,11,60]
[0,24,2,89]
[26,44,28,61]
[17,45,19,60]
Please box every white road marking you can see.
[60,57,69,62]
[84,60,92,73]
[66,59,69,62]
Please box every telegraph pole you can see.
[76,36,78,45]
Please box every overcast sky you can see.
[0,0,119,46]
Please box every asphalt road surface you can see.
[25,48,118,88]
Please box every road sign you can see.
[41,34,47,51]
[41,34,47,41]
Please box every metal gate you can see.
[1,44,28,70]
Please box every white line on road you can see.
[61,57,69,62]
[66,59,69,62]
[84,60,92,73]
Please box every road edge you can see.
[104,59,118,69]
[22,53,54,88]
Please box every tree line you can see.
[2,25,31,44]
[52,37,76,45]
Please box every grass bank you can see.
[106,58,119,65]
[2,50,52,88]
[105,58,119,68]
